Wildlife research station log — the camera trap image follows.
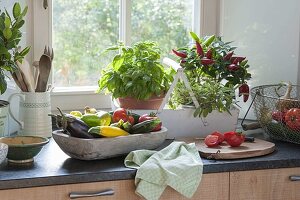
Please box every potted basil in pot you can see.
[0,3,30,136]
[98,41,175,110]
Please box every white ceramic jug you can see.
[8,92,52,138]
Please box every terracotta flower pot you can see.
[118,94,165,110]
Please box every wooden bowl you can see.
[52,127,168,160]
[0,136,49,164]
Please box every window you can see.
[52,0,197,88]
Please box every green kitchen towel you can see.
[124,141,203,200]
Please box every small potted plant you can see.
[98,41,175,110]
[0,3,30,136]
[169,32,251,118]
[0,2,30,94]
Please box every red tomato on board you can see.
[224,131,245,147]
[204,135,219,147]
[112,108,128,123]
[211,131,224,144]
[285,108,300,130]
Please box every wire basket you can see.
[250,83,300,144]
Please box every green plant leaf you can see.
[13,3,21,19]
[19,46,31,57]
[0,46,8,55]
[0,72,7,94]
[189,31,200,42]
[20,6,28,18]
[3,28,12,39]
[4,16,10,28]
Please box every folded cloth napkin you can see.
[124,141,203,200]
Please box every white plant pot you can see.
[111,100,239,139]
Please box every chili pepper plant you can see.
[169,32,251,117]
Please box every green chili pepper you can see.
[203,35,216,47]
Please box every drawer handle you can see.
[69,189,114,199]
[289,176,300,181]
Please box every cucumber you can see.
[128,112,140,124]
[130,118,161,134]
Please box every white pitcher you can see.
[0,100,9,137]
[8,91,52,138]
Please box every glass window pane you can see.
[53,0,119,87]
[131,0,193,58]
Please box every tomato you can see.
[138,113,162,131]
[285,108,300,130]
[204,135,219,147]
[112,108,128,123]
[128,115,135,125]
[224,131,245,147]
[272,110,286,122]
[211,131,224,144]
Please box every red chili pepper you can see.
[206,49,213,59]
[201,57,214,65]
[224,51,234,61]
[196,41,204,57]
[227,64,239,71]
[231,56,246,64]
[239,83,249,102]
[172,49,187,58]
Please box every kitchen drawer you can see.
[230,167,300,200]
[0,172,229,200]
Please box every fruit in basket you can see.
[84,106,97,114]
[131,118,162,134]
[54,108,94,139]
[81,111,111,127]
[258,107,272,125]
[88,126,129,137]
[112,108,129,123]
[70,111,82,118]
[272,110,286,122]
[284,108,300,130]
[138,113,162,131]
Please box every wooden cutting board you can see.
[177,138,275,160]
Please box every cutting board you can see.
[177,138,275,160]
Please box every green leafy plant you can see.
[170,32,251,117]
[98,41,175,100]
[0,2,30,94]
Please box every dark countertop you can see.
[1,133,300,190]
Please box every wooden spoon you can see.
[35,55,52,92]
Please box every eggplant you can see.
[55,108,94,139]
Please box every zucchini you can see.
[88,126,129,137]
[130,118,161,134]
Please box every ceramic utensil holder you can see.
[8,92,52,138]
[0,100,9,137]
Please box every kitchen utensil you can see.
[178,137,275,160]
[35,54,51,92]
[11,69,28,92]
[17,59,35,92]
[32,60,39,88]
[35,46,54,92]
[8,91,52,138]
[0,136,49,164]
[52,127,168,160]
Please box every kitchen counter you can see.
[1,134,300,190]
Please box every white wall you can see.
[220,0,300,119]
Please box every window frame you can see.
[32,0,213,111]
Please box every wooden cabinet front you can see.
[230,167,300,200]
[0,172,229,200]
